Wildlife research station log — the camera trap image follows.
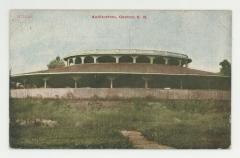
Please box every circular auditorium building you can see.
[11,49,230,90]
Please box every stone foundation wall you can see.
[10,88,231,100]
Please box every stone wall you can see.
[10,88,231,100]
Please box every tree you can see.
[47,56,65,69]
[219,59,231,76]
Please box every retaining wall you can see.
[10,88,231,100]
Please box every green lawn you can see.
[9,98,231,149]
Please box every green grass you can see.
[9,98,231,149]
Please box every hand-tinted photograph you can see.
[9,10,231,149]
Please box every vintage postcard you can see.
[9,10,231,149]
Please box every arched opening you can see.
[136,55,150,63]
[153,56,165,64]
[169,58,179,66]
[75,57,81,64]
[119,55,133,63]
[97,56,115,63]
[85,56,94,63]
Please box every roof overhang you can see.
[11,71,230,78]
[63,49,191,62]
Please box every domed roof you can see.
[63,49,191,60]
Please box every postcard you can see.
[9,10,231,149]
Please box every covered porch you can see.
[10,73,231,90]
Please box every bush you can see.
[47,56,65,69]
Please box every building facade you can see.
[10,49,230,90]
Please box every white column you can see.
[178,59,182,66]
[107,77,115,88]
[72,77,80,88]
[148,56,155,64]
[81,56,85,64]
[43,78,49,88]
[67,59,70,66]
[142,77,150,89]
[115,56,120,63]
[74,80,77,88]
[132,56,137,64]
[110,79,113,88]
[163,57,169,64]
[145,80,148,89]
[93,56,98,64]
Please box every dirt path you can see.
[121,130,173,149]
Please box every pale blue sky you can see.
[10,10,231,74]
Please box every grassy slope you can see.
[9,99,230,149]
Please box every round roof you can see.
[12,63,225,79]
[63,49,191,61]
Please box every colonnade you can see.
[14,75,230,90]
[65,55,189,67]
[36,76,184,89]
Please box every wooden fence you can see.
[10,88,231,100]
